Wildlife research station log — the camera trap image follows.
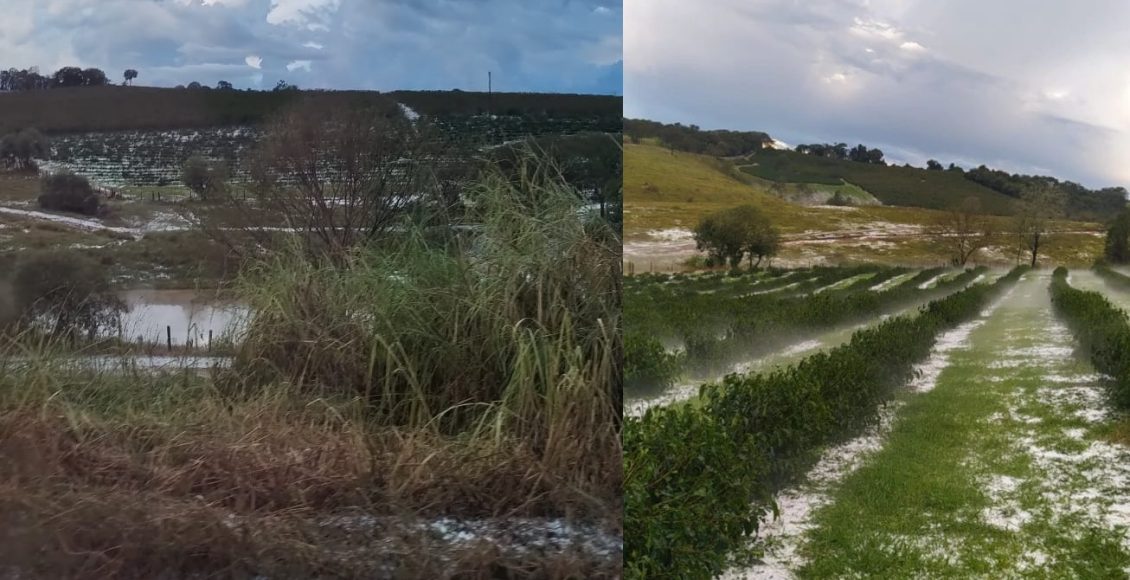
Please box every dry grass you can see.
[0,372,620,578]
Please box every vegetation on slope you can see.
[741,148,1020,215]
[0,86,621,135]
[623,118,771,157]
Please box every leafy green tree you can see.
[694,204,779,269]
[1105,208,1130,263]
[926,159,943,170]
[51,66,84,87]
[0,128,49,171]
[181,155,227,200]
[123,68,138,85]
[81,68,108,86]
[12,251,124,340]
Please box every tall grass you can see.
[229,151,620,438]
[0,153,622,578]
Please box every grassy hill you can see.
[740,148,1020,215]
[624,142,830,234]
[624,142,1104,269]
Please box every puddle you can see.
[116,289,248,346]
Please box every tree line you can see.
[0,66,125,90]
[963,165,1126,222]
[623,118,772,157]
[795,142,885,165]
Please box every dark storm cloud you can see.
[0,0,621,94]
[625,0,1130,187]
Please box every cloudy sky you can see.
[1,0,622,95]
[625,0,1130,188]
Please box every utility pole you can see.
[488,70,495,144]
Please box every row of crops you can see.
[625,265,984,390]
[43,126,261,187]
[37,111,619,188]
[624,266,1028,578]
[1050,266,1130,409]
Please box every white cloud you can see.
[303,41,324,49]
[266,0,341,27]
[595,6,612,15]
[286,59,311,72]
[625,0,1130,187]
[245,55,262,68]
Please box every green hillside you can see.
[624,143,830,234]
[740,148,1021,215]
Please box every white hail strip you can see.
[869,271,917,292]
[0,206,139,237]
[909,285,1013,393]
[917,272,952,290]
[811,273,872,295]
[722,403,902,580]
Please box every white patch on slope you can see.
[397,102,421,122]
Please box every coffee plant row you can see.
[626,266,976,388]
[1049,267,1130,409]
[624,266,1027,579]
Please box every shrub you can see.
[10,251,124,340]
[0,127,49,171]
[38,171,103,216]
[181,155,227,200]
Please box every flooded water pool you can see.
[117,289,248,347]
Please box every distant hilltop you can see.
[0,85,621,135]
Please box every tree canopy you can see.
[1105,208,1130,264]
[623,119,772,157]
[694,205,780,269]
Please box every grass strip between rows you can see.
[624,266,1027,579]
[1049,266,1130,409]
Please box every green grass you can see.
[798,273,1130,577]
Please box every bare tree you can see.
[197,98,460,260]
[931,196,994,266]
[1013,184,1065,268]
